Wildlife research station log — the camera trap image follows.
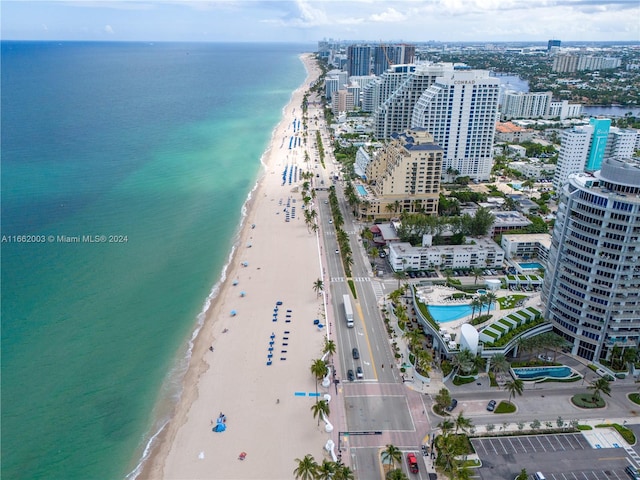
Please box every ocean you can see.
[1,41,308,480]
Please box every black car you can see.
[486,400,497,411]
[445,398,458,412]
[347,369,355,381]
[626,465,640,480]
[352,348,359,359]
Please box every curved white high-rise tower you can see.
[542,157,640,361]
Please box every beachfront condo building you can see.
[373,63,454,140]
[373,44,416,75]
[362,64,417,113]
[347,45,371,76]
[411,69,500,181]
[361,128,443,219]
[388,237,504,272]
[541,157,640,362]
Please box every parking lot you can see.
[472,432,590,456]
[470,433,638,480]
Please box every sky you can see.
[2,0,639,43]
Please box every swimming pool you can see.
[519,262,543,270]
[512,366,573,380]
[428,304,493,323]
[356,185,367,196]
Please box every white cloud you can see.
[104,24,115,34]
[369,7,407,23]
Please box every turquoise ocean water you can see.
[1,41,308,479]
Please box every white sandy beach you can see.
[141,54,333,480]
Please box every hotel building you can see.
[542,157,640,361]
[362,128,442,218]
[411,69,500,180]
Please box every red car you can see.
[407,452,419,474]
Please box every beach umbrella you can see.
[232,280,238,286]
[240,291,246,297]
[230,310,237,316]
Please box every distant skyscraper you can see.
[412,69,500,180]
[547,39,561,51]
[542,157,640,361]
[347,45,371,77]
[373,44,416,75]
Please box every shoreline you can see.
[137,53,326,480]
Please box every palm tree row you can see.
[516,332,569,361]
[293,454,354,480]
[434,412,474,479]
[328,186,354,276]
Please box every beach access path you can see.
[143,54,337,479]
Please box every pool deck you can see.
[415,285,542,348]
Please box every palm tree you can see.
[386,469,409,480]
[471,267,484,285]
[470,298,483,321]
[478,294,489,315]
[489,353,510,376]
[381,444,402,473]
[310,399,330,426]
[415,349,432,376]
[323,339,336,362]
[485,292,497,313]
[454,411,473,434]
[452,349,475,376]
[316,459,336,480]
[293,454,318,480]
[312,279,324,297]
[333,462,355,480]
[503,378,524,405]
[443,268,454,287]
[310,358,327,396]
[438,418,454,433]
[587,377,612,403]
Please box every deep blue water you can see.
[1,41,309,480]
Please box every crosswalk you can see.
[330,277,370,283]
[328,278,385,300]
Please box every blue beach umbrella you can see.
[230,310,237,316]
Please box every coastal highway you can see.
[319,175,435,479]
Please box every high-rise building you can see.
[541,157,640,361]
[362,64,416,113]
[347,45,371,77]
[585,118,612,172]
[362,128,443,218]
[411,69,500,180]
[547,39,561,51]
[373,63,453,140]
[553,119,636,190]
[373,44,416,75]
[501,91,552,120]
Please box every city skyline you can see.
[2,0,639,43]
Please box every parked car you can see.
[356,366,363,379]
[407,452,419,473]
[626,465,640,480]
[445,398,458,412]
[352,348,359,359]
[347,369,355,382]
[335,249,339,254]
[486,400,497,411]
